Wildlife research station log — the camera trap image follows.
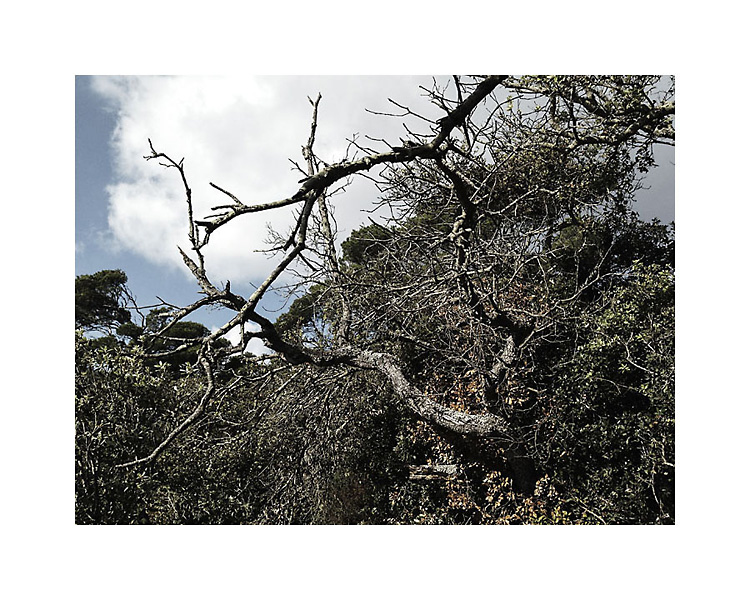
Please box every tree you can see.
[138,307,230,372]
[84,76,675,523]
[546,261,675,523]
[75,269,134,332]
[76,331,180,523]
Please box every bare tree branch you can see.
[123,74,674,468]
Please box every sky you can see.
[75,75,675,342]
[76,75,448,340]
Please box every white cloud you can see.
[213,322,271,357]
[90,75,445,289]
[245,337,272,357]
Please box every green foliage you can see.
[140,307,228,373]
[75,269,132,331]
[75,332,183,523]
[75,332,407,524]
[341,223,393,267]
[543,262,675,523]
[274,284,326,344]
[76,263,674,525]
[116,321,144,340]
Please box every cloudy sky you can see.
[76,76,450,334]
[76,75,675,338]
